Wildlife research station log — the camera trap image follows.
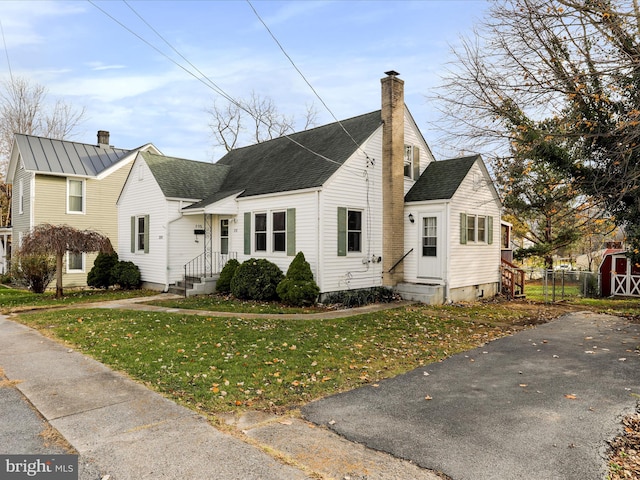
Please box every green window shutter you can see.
[413,146,420,179]
[244,212,251,255]
[143,215,150,253]
[460,213,468,245]
[287,208,296,256]
[130,216,135,253]
[487,216,494,244]
[337,207,347,256]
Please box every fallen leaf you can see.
[425,395,433,400]
[519,384,528,387]
[564,394,577,400]
[279,420,293,425]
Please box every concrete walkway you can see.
[0,295,438,480]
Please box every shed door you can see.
[418,212,444,279]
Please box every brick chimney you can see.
[97,130,110,146]
[381,71,405,287]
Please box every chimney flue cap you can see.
[384,70,400,77]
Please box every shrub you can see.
[11,254,56,294]
[216,258,240,294]
[112,261,142,290]
[277,252,319,306]
[231,258,284,301]
[87,252,119,289]
[322,286,397,308]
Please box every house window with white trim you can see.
[460,213,494,245]
[220,219,229,255]
[255,213,267,252]
[404,145,414,178]
[67,251,84,272]
[67,178,85,214]
[131,215,149,253]
[347,210,362,252]
[272,211,286,252]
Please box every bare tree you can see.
[19,224,113,298]
[208,92,318,153]
[0,76,85,227]
[435,0,640,262]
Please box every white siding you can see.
[448,162,501,289]
[234,190,319,283]
[11,160,33,248]
[118,157,169,287]
[166,206,204,284]
[319,128,384,293]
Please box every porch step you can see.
[172,275,219,297]
[395,282,444,305]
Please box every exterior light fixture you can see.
[408,213,415,223]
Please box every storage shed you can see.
[599,249,640,297]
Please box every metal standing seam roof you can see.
[15,134,132,177]
[405,155,480,202]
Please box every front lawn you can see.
[17,303,528,414]
[0,286,157,313]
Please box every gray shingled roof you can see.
[405,155,479,202]
[15,133,132,176]
[142,152,230,200]
[215,110,382,198]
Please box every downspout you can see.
[316,190,322,294]
[444,202,451,303]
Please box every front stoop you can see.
[171,275,219,297]
[394,282,444,305]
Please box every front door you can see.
[418,211,444,280]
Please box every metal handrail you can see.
[389,248,414,273]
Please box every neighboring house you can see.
[118,72,503,303]
[6,130,160,287]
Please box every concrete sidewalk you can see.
[0,298,439,480]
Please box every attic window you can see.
[404,145,413,178]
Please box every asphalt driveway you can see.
[302,312,640,480]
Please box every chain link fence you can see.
[523,269,599,303]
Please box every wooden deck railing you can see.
[501,258,525,299]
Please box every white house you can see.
[117,72,502,303]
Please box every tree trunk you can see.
[55,253,64,298]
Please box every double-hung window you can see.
[220,219,229,255]
[338,207,363,256]
[67,178,84,214]
[67,252,84,272]
[244,209,296,256]
[272,211,286,252]
[131,215,149,253]
[254,213,267,251]
[460,213,493,245]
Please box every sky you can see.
[0,0,490,162]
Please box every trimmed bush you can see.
[277,252,319,306]
[11,254,56,294]
[322,286,397,308]
[87,252,119,289]
[216,258,240,294]
[112,261,142,290]
[231,258,284,301]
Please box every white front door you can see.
[418,211,445,280]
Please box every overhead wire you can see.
[88,0,371,175]
[245,0,374,163]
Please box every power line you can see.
[88,0,372,174]
[0,20,14,84]
[246,0,373,162]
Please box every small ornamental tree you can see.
[277,251,319,306]
[87,252,119,289]
[216,258,240,294]
[231,258,284,301]
[19,224,113,298]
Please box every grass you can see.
[145,294,328,315]
[16,302,536,414]
[0,285,158,313]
